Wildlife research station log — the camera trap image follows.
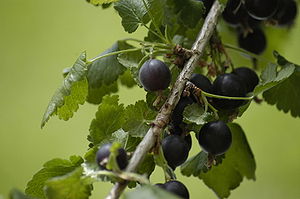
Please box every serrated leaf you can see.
[86,0,118,6]
[25,156,84,199]
[124,185,181,199]
[122,100,156,138]
[263,69,300,117]
[137,154,155,177]
[180,152,209,177]
[44,167,92,199]
[41,52,88,128]
[87,42,126,89]
[111,129,142,152]
[183,103,215,125]
[114,0,150,33]
[117,48,144,69]
[198,123,256,198]
[254,63,295,95]
[178,0,204,28]
[86,81,118,104]
[119,70,136,88]
[10,189,35,199]
[88,95,125,145]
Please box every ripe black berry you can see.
[233,67,259,92]
[95,143,128,170]
[139,59,171,92]
[211,73,247,110]
[164,180,190,199]
[272,0,298,26]
[197,121,232,156]
[222,0,247,26]
[244,0,280,20]
[171,96,193,124]
[190,73,213,93]
[162,135,190,170]
[238,28,266,54]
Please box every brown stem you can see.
[105,1,224,198]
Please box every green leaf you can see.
[25,156,84,199]
[88,95,125,145]
[263,69,300,117]
[86,81,118,104]
[177,0,204,28]
[111,129,142,152]
[137,154,155,177]
[183,103,215,125]
[180,152,209,177]
[106,142,123,171]
[254,63,295,95]
[41,52,88,128]
[124,185,181,199]
[86,0,118,6]
[87,42,126,89]
[10,189,35,199]
[122,100,156,138]
[114,0,150,33]
[198,123,256,198]
[119,70,136,88]
[44,167,92,199]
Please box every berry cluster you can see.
[203,0,298,54]
[156,180,190,199]
[166,67,259,167]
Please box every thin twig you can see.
[105,1,224,198]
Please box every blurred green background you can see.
[0,0,299,199]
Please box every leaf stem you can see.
[88,48,142,63]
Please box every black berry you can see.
[238,28,267,54]
[244,0,280,20]
[95,143,128,170]
[162,135,190,170]
[197,121,232,156]
[190,73,213,93]
[223,0,247,26]
[139,59,171,92]
[233,67,259,92]
[272,0,298,26]
[164,180,190,199]
[211,73,247,110]
[171,96,193,124]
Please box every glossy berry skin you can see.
[139,59,171,92]
[190,73,213,93]
[222,0,247,26]
[171,96,193,124]
[162,135,190,170]
[238,28,266,55]
[197,121,232,156]
[212,73,247,110]
[244,0,280,20]
[233,67,259,93]
[164,180,190,199]
[272,0,298,26]
[95,143,128,170]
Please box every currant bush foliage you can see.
[29,0,300,199]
